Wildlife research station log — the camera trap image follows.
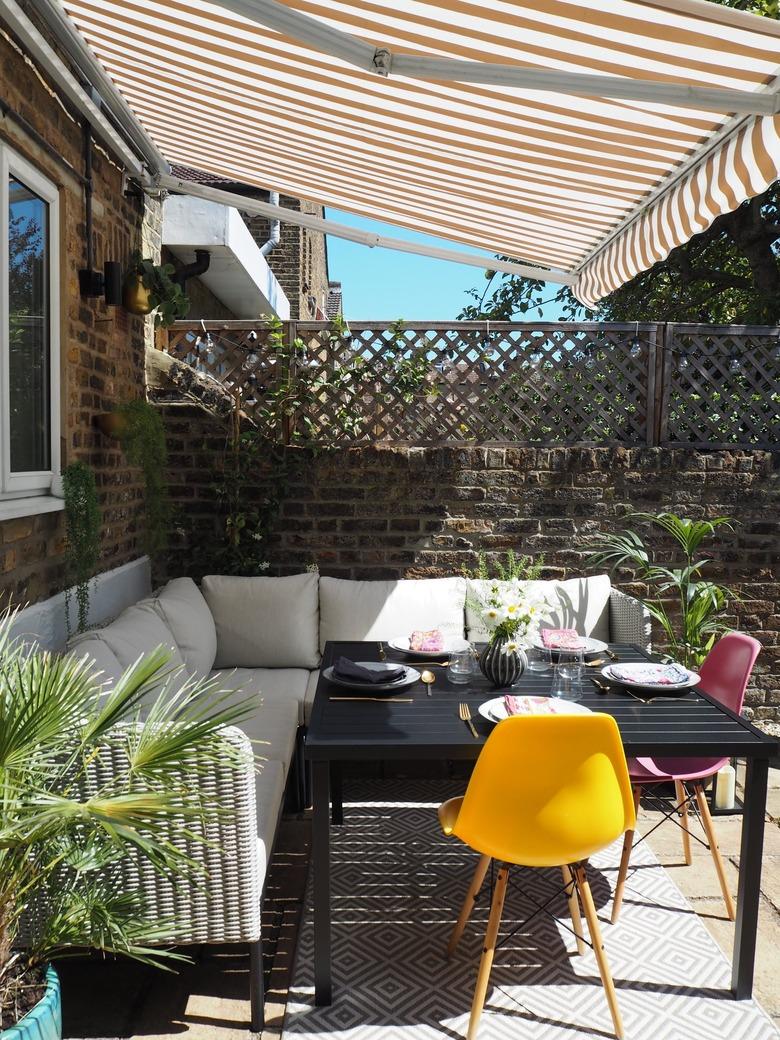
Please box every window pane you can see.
[8,176,50,473]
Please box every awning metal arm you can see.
[158,173,577,286]
[213,0,780,116]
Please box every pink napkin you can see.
[540,628,586,650]
[609,663,690,686]
[504,695,568,716]
[409,629,444,652]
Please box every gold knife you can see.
[330,696,413,702]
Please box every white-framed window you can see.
[0,142,60,503]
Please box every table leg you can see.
[732,756,769,999]
[331,762,344,825]
[312,760,332,1005]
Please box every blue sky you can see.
[325,208,563,321]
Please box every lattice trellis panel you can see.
[662,326,780,449]
[165,322,656,446]
[164,321,778,448]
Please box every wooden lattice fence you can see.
[163,321,779,448]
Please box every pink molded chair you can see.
[612,632,761,923]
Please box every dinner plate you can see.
[388,635,467,659]
[533,636,608,656]
[323,663,421,692]
[600,664,700,692]
[478,695,593,722]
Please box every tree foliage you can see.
[461,0,780,326]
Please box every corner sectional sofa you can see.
[67,571,650,1028]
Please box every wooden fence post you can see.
[655,323,673,446]
[282,320,298,446]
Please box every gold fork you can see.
[459,702,478,738]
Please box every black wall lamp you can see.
[78,123,123,306]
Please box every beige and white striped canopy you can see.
[61,0,780,306]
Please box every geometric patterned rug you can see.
[284,780,779,1040]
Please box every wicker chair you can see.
[609,587,652,650]
[83,726,271,1031]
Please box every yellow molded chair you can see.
[439,713,635,1040]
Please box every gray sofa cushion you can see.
[68,599,186,690]
[255,760,285,882]
[202,573,320,669]
[209,667,310,726]
[304,670,319,726]
[65,637,123,690]
[318,576,466,652]
[222,694,298,772]
[154,577,217,678]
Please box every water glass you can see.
[447,647,475,685]
[527,646,551,672]
[551,649,584,702]
[558,648,584,682]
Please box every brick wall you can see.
[160,402,780,719]
[0,24,149,608]
[245,195,329,319]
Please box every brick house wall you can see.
[0,22,150,609]
[160,401,780,720]
[245,195,330,319]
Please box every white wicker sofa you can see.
[67,571,650,1029]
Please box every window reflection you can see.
[8,176,50,473]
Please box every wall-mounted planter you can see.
[122,275,154,315]
[95,411,128,439]
[0,965,61,1040]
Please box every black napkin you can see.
[334,657,406,684]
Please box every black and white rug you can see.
[284,781,778,1039]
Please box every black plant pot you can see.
[478,638,528,688]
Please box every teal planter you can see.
[0,966,61,1040]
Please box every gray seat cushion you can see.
[304,670,320,726]
[210,667,310,726]
[255,759,286,883]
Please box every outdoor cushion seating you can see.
[65,570,650,1030]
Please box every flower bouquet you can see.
[470,578,551,687]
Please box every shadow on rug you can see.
[284,780,778,1039]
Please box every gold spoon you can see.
[420,669,435,697]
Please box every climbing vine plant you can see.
[62,461,101,634]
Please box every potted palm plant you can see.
[587,511,735,667]
[0,615,252,1039]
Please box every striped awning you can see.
[59,0,780,306]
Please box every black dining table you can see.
[304,639,778,1007]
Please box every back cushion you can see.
[466,574,612,643]
[319,577,467,653]
[154,577,217,678]
[68,600,186,690]
[202,573,320,669]
[65,637,123,691]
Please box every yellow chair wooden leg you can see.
[467,865,509,1040]
[574,864,624,1040]
[611,786,641,924]
[448,854,491,958]
[676,779,693,865]
[561,864,586,955]
[694,782,736,921]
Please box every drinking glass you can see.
[551,648,584,702]
[527,646,551,672]
[558,648,584,682]
[447,647,475,685]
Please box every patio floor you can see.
[58,765,780,1039]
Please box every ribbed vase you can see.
[478,638,528,688]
